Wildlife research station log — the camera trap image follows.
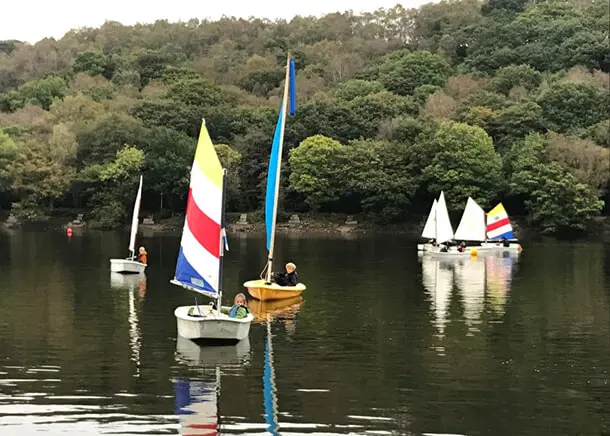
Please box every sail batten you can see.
[172,121,224,298]
[454,197,486,241]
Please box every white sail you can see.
[454,197,486,242]
[421,199,437,239]
[128,175,143,258]
[435,191,454,244]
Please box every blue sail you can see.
[265,108,284,250]
[264,58,296,250]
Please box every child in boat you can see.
[221,293,250,319]
[137,247,147,264]
[273,262,298,286]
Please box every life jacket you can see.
[229,304,250,318]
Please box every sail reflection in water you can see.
[173,338,251,435]
[109,272,147,377]
[421,257,454,340]
[264,315,279,436]
[421,252,519,342]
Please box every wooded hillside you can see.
[0,0,608,234]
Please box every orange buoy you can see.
[66,227,73,237]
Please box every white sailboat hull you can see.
[426,246,479,257]
[478,242,521,252]
[418,243,436,251]
[110,259,147,274]
[174,305,253,341]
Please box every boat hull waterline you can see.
[243,279,306,301]
[419,243,521,253]
[174,305,253,340]
[110,259,147,274]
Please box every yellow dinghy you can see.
[243,55,307,301]
[244,280,306,302]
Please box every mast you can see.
[217,168,228,307]
[265,55,291,283]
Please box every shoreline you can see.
[2,212,609,241]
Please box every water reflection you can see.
[109,272,147,378]
[421,252,519,346]
[263,316,279,436]
[174,338,251,435]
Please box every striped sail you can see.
[486,203,515,240]
[172,121,224,298]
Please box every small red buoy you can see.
[66,228,73,237]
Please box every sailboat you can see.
[417,198,437,252]
[243,55,306,301]
[110,175,147,274]
[171,120,253,341]
[479,203,522,252]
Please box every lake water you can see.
[0,229,608,436]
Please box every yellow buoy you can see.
[470,248,478,257]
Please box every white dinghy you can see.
[171,120,253,342]
[110,175,147,274]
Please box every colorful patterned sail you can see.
[171,121,224,298]
[486,203,515,240]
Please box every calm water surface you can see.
[0,229,608,436]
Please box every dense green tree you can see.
[76,113,146,167]
[489,64,543,95]
[340,139,418,221]
[417,122,502,211]
[0,129,17,192]
[140,127,195,211]
[288,135,343,211]
[377,51,451,96]
[527,163,604,234]
[333,79,386,101]
[504,133,604,233]
[537,82,608,133]
[73,51,111,78]
[10,138,75,220]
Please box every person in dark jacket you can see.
[273,262,298,286]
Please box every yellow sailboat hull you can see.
[243,279,306,301]
[248,296,304,323]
